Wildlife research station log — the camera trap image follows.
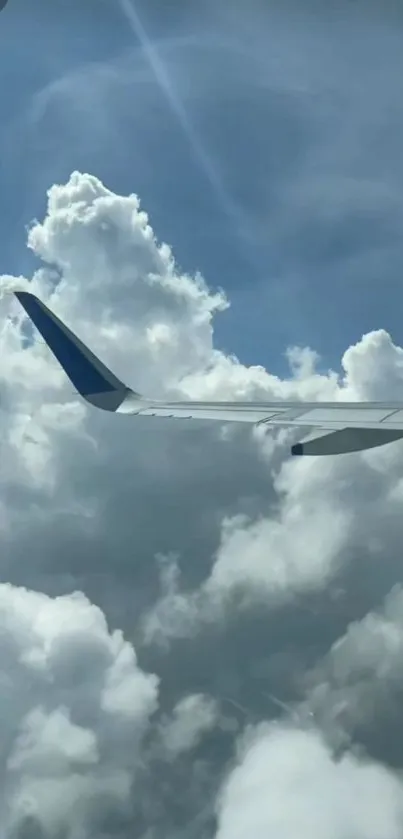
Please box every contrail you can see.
[117,0,258,256]
[118,0,228,199]
[262,691,301,723]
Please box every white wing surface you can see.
[14,291,403,457]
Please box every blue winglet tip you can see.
[14,290,122,399]
[14,290,33,300]
[14,290,39,310]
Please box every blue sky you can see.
[2,0,403,374]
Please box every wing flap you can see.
[293,406,396,424]
[124,398,290,424]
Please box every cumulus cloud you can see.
[215,724,403,839]
[3,170,403,836]
[159,693,218,756]
[140,464,352,645]
[0,584,158,837]
[306,584,403,761]
[25,170,229,399]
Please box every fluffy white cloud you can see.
[141,427,403,644]
[159,693,218,756]
[141,464,352,644]
[25,170,229,399]
[215,724,403,839]
[307,584,403,747]
[0,584,158,837]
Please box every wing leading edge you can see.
[14,291,403,456]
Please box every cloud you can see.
[306,585,403,763]
[0,584,158,837]
[215,724,403,839]
[140,463,352,645]
[159,693,219,756]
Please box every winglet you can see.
[15,291,136,412]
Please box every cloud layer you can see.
[2,171,403,836]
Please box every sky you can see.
[2,1,403,837]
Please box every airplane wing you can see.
[14,291,403,457]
